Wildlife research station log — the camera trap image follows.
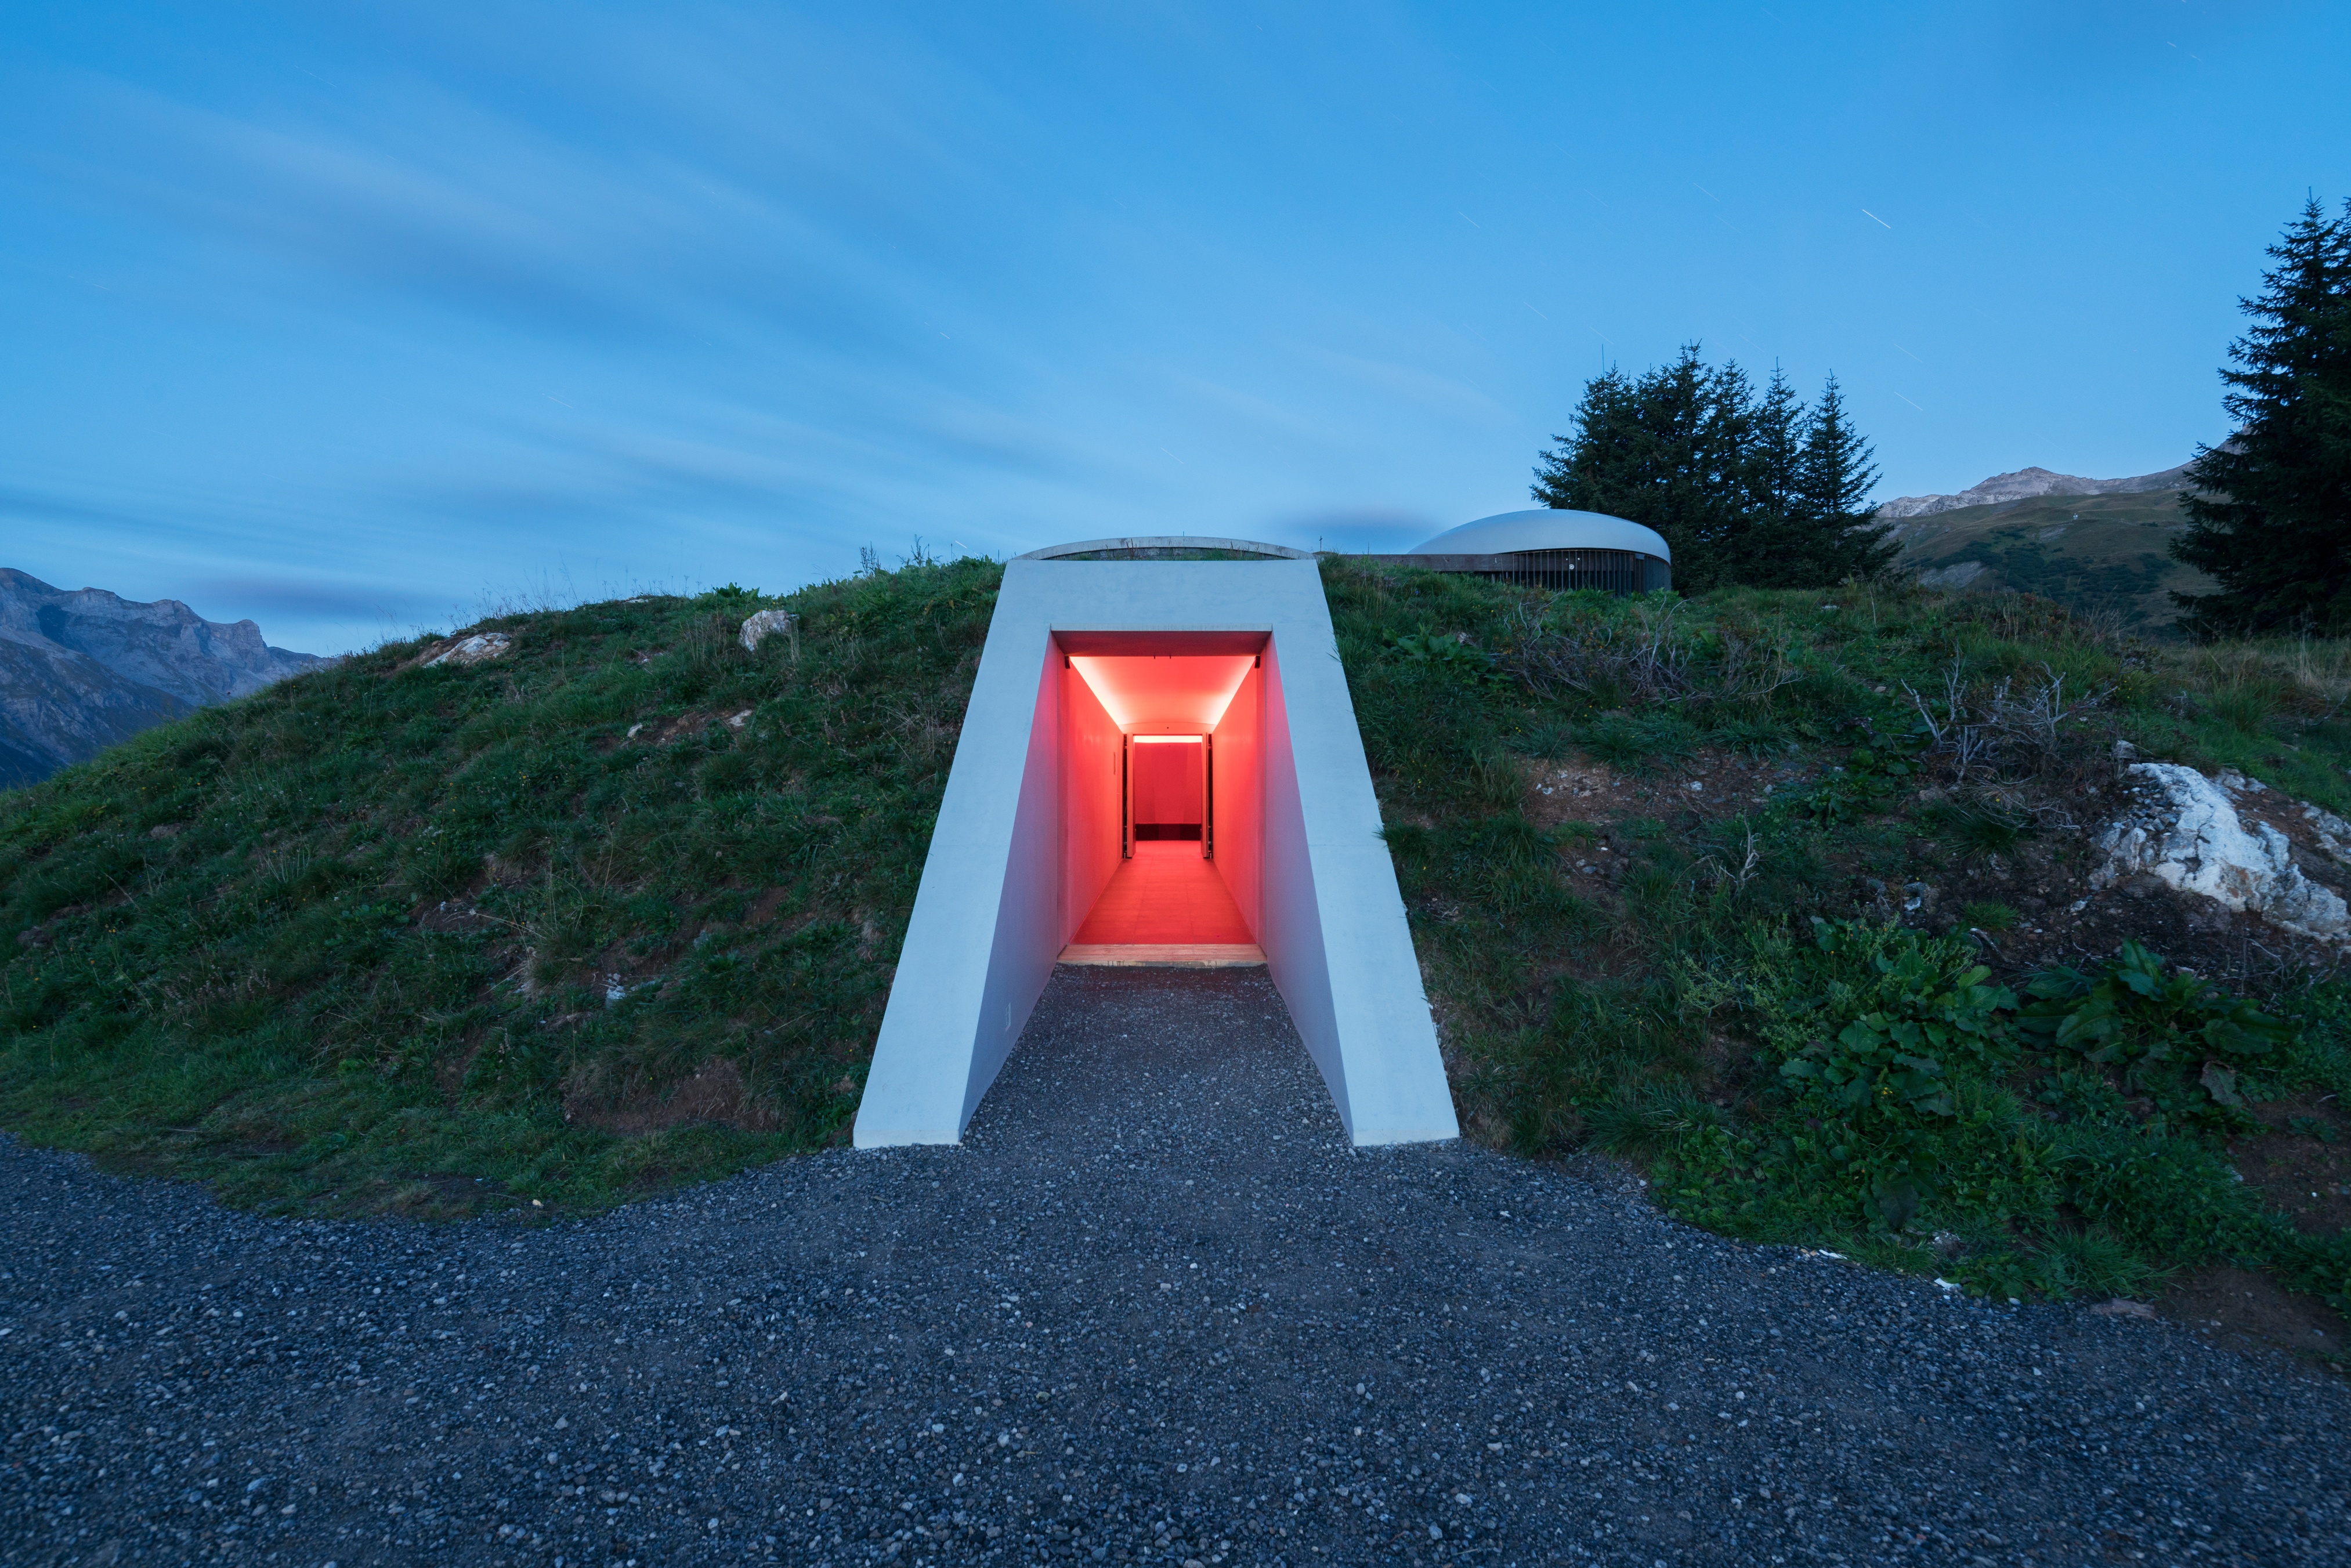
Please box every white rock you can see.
[424,632,512,668]
[2300,802,2351,870]
[2091,762,2349,940]
[739,608,798,654]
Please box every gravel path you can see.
[4,966,2348,1567]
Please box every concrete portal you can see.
[851,551,1458,1149]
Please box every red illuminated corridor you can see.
[1070,841,1253,944]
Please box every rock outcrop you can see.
[738,609,800,656]
[2089,763,2350,941]
[0,568,325,787]
[422,632,512,668]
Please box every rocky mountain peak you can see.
[0,569,325,787]
[1875,459,2197,521]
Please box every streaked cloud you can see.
[0,0,2335,654]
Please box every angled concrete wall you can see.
[852,556,1457,1148]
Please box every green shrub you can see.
[2020,939,2293,1124]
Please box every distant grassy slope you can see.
[1890,490,2213,633]
[0,566,997,1216]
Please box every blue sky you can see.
[5,2,2348,653]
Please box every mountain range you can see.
[1,570,325,787]
[1876,458,2209,633]
[1875,460,2197,520]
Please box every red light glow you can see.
[1066,654,1254,734]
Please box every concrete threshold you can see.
[1058,943,1266,968]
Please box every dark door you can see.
[1203,734,1214,859]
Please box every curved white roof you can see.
[1019,535,1310,560]
[1408,509,1670,561]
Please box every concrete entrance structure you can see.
[851,544,1458,1150]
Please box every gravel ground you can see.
[4,965,2348,1567]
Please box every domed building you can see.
[1388,508,1672,594]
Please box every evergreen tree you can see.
[1791,374,1898,583]
[1533,364,1639,516]
[2173,197,2351,636]
[1748,364,1807,522]
[1532,344,1755,591]
[1721,364,1810,585]
[1532,348,1889,589]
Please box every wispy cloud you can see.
[0,0,2324,654]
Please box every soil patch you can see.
[2160,1263,2351,1366]
[2230,1096,2351,1234]
[563,1056,777,1135]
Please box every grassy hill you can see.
[0,569,996,1215]
[1889,489,2214,635]
[5,560,2351,1338]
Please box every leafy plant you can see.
[1385,629,1503,683]
[2288,1114,2341,1144]
[1761,920,2020,1229]
[2019,940,2295,1117]
[1800,728,1927,821]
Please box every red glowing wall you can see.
[1209,663,1261,939]
[1131,743,1204,826]
[1058,662,1125,944]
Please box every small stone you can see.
[740,609,799,654]
[422,632,512,668]
[2089,1299,2157,1320]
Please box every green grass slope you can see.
[1891,490,2213,634]
[1318,563,2351,1323]
[6,559,2351,1334]
[0,567,996,1215]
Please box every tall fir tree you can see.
[1791,374,1898,584]
[2172,197,2351,636]
[1748,365,1807,522]
[1721,365,1810,585]
[1532,349,1889,589]
[1533,364,1639,517]
[1532,344,1756,591]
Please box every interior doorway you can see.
[1057,636,1263,962]
[1127,734,1207,845]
